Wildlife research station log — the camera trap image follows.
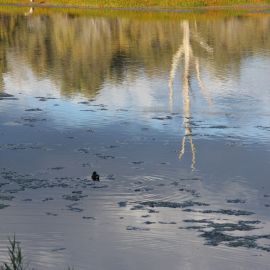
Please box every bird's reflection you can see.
[169,20,213,170]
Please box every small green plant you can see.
[0,236,25,270]
[0,236,74,270]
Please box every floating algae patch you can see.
[72,191,83,194]
[180,219,270,252]
[118,201,127,207]
[144,221,156,225]
[95,153,115,160]
[0,194,14,201]
[25,108,43,112]
[182,208,254,216]
[46,212,58,216]
[134,187,154,192]
[42,197,54,202]
[51,248,66,252]
[201,231,270,251]
[18,117,47,124]
[35,96,57,101]
[66,203,83,212]
[132,161,144,165]
[139,200,209,209]
[227,199,246,204]
[180,177,201,181]
[152,116,173,120]
[82,216,96,220]
[179,188,200,197]
[50,167,65,171]
[208,220,260,232]
[0,169,92,197]
[148,209,159,213]
[0,92,18,100]
[62,194,88,201]
[0,92,13,98]
[126,226,150,231]
[91,185,108,189]
[131,205,145,210]
[77,148,91,154]
[202,209,254,216]
[0,170,50,191]
[208,125,230,129]
[0,203,9,209]
[0,143,46,151]
[158,221,177,225]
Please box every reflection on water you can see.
[1,13,270,143]
[1,13,270,93]
[24,7,34,17]
[1,10,270,270]
[169,20,214,169]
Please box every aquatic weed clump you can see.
[182,208,254,216]
[0,204,9,210]
[0,236,25,270]
[210,233,270,252]
[139,200,209,208]
[181,219,270,252]
[0,237,76,270]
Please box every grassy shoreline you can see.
[1,0,270,11]
[0,2,269,20]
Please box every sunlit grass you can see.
[1,0,270,8]
[1,3,269,20]
[1,0,270,18]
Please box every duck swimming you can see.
[91,171,100,181]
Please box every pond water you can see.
[0,8,270,270]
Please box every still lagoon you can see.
[0,8,270,270]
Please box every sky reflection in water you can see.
[1,14,270,145]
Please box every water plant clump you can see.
[0,236,25,270]
[227,199,246,204]
[62,193,88,201]
[0,237,75,269]
[181,219,270,252]
[118,201,127,207]
[201,231,270,251]
[139,200,209,209]
[182,208,254,216]
[0,203,9,209]
[126,226,150,231]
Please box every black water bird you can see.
[91,171,100,181]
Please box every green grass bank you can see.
[1,0,270,9]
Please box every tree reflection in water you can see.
[169,20,213,170]
[0,13,270,161]
[1,13,270,95]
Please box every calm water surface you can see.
[0,9,270,270]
